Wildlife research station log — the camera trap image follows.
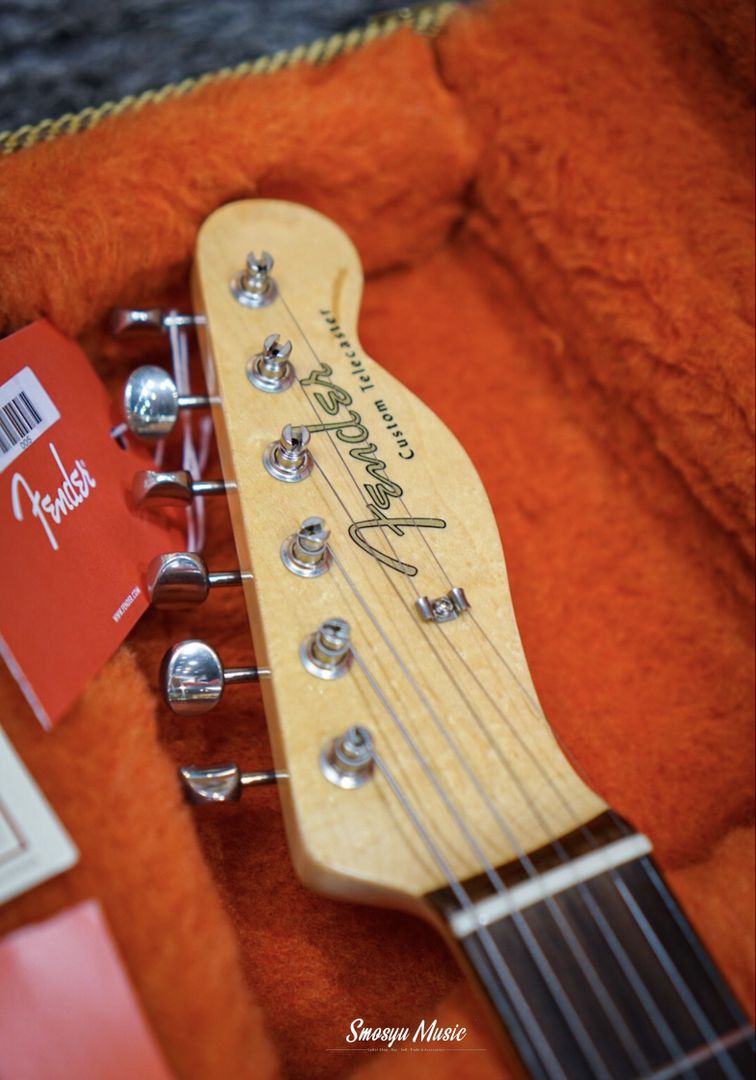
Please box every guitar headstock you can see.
[124,199,605,912]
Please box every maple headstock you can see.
[182,199,606,909]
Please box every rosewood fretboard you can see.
[428,817,754,1080]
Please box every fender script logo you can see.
[11,441,96,552]
[349,516,446,577]
[303,312,447,576]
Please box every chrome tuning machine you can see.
[281,517,331,577]
[301,618,353,680]
[147,552,244,608]
[133,469,229,507]
[110,308,201,335]
[178,763,284,804]
[321,726,374,790]
[160,640,268,716]
[247,333,295,393]
[231,251,277,308]
[263,424,313,482]
[123,365,213,439]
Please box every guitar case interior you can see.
[0,1,752,1076]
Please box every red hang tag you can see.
[0,320,184,728]
[0,900,173,1080]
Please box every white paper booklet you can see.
[0,725,78,905]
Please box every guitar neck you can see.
[428,816,754,1080]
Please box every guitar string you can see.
[379,354,752,1055]
[641,858,755,1040]
[373,745,751,1079]
[398,571,749,1060]
[296,453,618,1073]
[304,447,664,1075]
[328,541,652,1076]
[347,641,613,1079]
[413,615,751,1072]
[608,872,744,1080]
[400,511,750,1068]
[392,498,545,713]
[359,517,743,1080]
[311,445,737,1080]
[327,530,688,1075]
[332,547,615,1076]
[382,490,546,717]
[311,448,740,1080]
[276,294,736,1068]
[275,291,742,1072]
[368,741,570,1080]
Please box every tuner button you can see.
[124,365,211,439]
[133,470,228,507]
[124,366,178,438]
[178,763,281,804]
[160,640,264,716]
[146,552,244,608]
[110,308,199,335]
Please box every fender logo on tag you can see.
[11,442,96,552]
[0,319,184,728]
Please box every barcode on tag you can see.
[0,367,60,474]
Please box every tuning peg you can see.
[123,364,212,439]
[247,333,295,393]
[263,424,313,482]
[146,552,244,608]
[281,516,332,577]
[231,251,277,308]
[178,763,283,804]
[110,308,201,335]
[300,618,353,680]
[160,640,266,716]
[133,469,229,507]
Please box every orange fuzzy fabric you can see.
[0,2,753,1078]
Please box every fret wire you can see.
[310,438,690,1072]
[376,577,699,1067]
[644,1027,755,1080]
[383,563,689,1072]
[370,745,569,1080]
[374,494,749,1076]
[276,288,745,1073]
[421,611,747,1068]
[641,858,752,1032]
[329,541,650,1073]
[571,883,689,1070]
[611,868,743,1080]
[349,640,613,1078]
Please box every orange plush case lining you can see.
[0,1,753,1078]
